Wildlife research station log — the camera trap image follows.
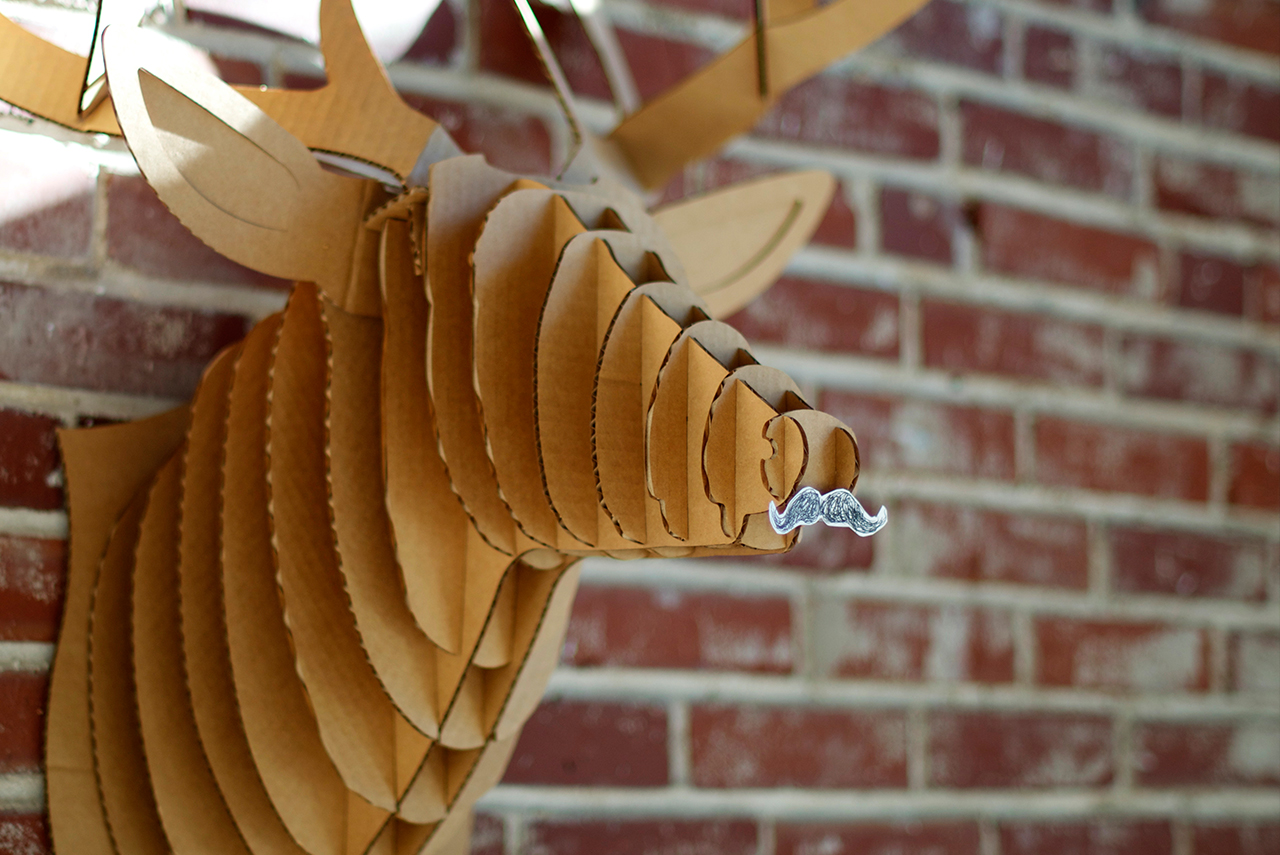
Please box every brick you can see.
[822,392,1016,480]
[761,508,877,572]
[0,410,62,511]
[1139,0,1280,57]
[812,183,858,249]
[1228,632,1280,695]
[476,0,611,99]
[617,30,717,103]
[1154,156,1280,229]
[724,277,899,358]
[0,536,65,641]
[1040,0,1111,11]
[1093,46,1183,118]
[1194,823,1280,855]
[1248,264,1280,324]
[1202,73,1280,145]
[649,0,751,17]
[811,599,1015,683]
[929,711,1113,787]
[756,78,940,160]
[400,93,553,176]
[1001,821,1172,855]
[690,705,907,788]
[887,0,1004,74]
[1227,442,1280,511]
[403,0,458,65]
[504,700,667,786]
[880,187,957,264]
[0,672,47,773]
[1036,617,1208,692]
[922,301,1107,386]
[776,822,982,855]
[1178,252,1247,316]
[1134,721,1280,786]
[0,281,248,399]
[0,812,51,855]
[471,813,504,855]
[1034,417,1210,501]
[562,585,793,673]
[1118,336,1278,412]
[976,203,1162,297]
[1111,527,1271,601]
[106,174,289,289]
[0,137,96,260]
[897,503,1089,589]
[1023,26,1076,88]
[962,102,1134,198]
[522,820,757,855]
[210,55,264,86]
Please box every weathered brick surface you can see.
[756,78,940,159]
[1154,156,1280,229]
[0,410,62,511]
[811,599,1015,683]
[690,705,908,788]
[1137,0,1280,56]
[0,812,50,855]
[1228,632,1280,695]
[1110,527,1272,601]
[471,814,504,855]
[1035,417,1210,501]
[0,141,95,261]
[1178,251,1248,316]
[1036,617,1208,692]
[887,0,1004,74]
[504,700,669,786]
[1117,335,1278,412]
[1194,823,1280,855]
[929,712,1113,787]
[1000,821,1173,855]
[522,820,757,855]
[725,277,899,358]
[0,672,47,773]
[896,503,1089,588]
[880,187,957,264]
[775,822,982,855]
[1227,442,1280,510]
[562,585,794,673]
[0,536,65,641]
[1134,721,1280,786]
[1023,26,1076,89]
[1201,74,1280,145]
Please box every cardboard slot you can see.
[471,187,588,550]
[645,321,753,544]
[270,283,429,809]
[779,409,860,493]
[487,562,583,740]
[379,214,467,653]
[535,234,655,547]
[651,171,835,318]
[324,295,442,736]
[424,155,526,555]
[89,486,168,854]
[593,283,709,544]
[221,314,358,855]
[50,407,190,855]
[178,347,309,854]
[398,745,448,824]
[472,568,517,669]
[132,452,250,853]
[437,662,488,750]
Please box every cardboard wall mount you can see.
[11,0,913,851]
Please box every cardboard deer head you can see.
[2,0,924,851]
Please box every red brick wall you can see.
[2,0,1278,853]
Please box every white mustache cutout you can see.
[768,486,888,536]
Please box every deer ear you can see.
[651,170,835,319]
[104,25,368,301]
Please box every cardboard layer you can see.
[49,406,189,855]
[133,451,251,854]
[179,346,309,854]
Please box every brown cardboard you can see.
[220,313,360,855]
[780,409,860,492]
[89,483,168,854]
[178,346,310,854]
[609,0,931,188]
[132,450,251,854]
[49,406,189,855]
[324,294,442,736]
[269,282,428,810]
[651,171,836,317]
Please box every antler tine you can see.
[607,0,930,190]
[0,12,121,134]
[238,0,438,181]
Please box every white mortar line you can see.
[0,641,55,672]
[478,785,1280,821]
[0,381,180,423]
[0,773,44,812]
[542,669,1280,718]
[0,507,68,540]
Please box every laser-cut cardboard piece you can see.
[21,0,913,850]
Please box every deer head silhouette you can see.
[3,0,922,851]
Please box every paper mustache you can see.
[768,487,888,536]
